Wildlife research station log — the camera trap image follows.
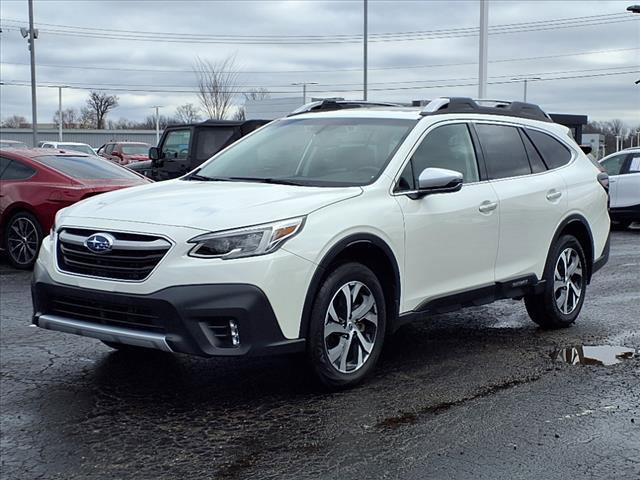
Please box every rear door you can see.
[474,122,568,282]
[617,153,640,209]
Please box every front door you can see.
[393,122,499,312]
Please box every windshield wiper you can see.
[185,173,232,182]
[227,176,307,186]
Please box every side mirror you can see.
[149,147,160,160]
[416,167,463,194]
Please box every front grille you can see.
[56,228,171,281]
[50,295,164,333]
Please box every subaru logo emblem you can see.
[84,233,115,254]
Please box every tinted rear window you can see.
[34,155,141,180]
[475,124,531,179]
[525,129,572,169]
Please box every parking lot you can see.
[0,228,638,479]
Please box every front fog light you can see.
[229,320,240,347]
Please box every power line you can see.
[2,14,636,44]
[4,65,636,90]
[3,69,637,95]
[1,47,637,75]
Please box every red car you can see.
[97,141,151,165]
[0,148,150,269]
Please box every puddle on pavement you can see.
[552,345,636,366]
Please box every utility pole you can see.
[151,106,162,144]
[27,0,38,146]
[478,0,489,99]
[363,0,368,101]
[56,86,68,141]
[291,82,318,104]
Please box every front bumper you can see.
[32,267,305,357]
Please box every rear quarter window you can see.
[0,159,36,180]
[525,129,572,169]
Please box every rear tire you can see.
[4,211,42,269]
[307,262,386,389]
[524,234,587,329]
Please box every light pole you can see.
[478,0,489,98]
[21,0,38,146]
[363,0,368,101]
[291,82,318,104]
[151,106,163,144]
[55,85,68,141]
[512,77,541,102]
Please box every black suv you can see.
[129,119,269,181]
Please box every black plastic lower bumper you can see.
[610,203,640,222]
[32,266,305,357]
[591,232,610,279]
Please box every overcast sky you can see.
[1,0,639,125]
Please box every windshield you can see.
[35,155,143,180]
[59,144,94,155]
[122,144,150,155]
[195,117,416,187]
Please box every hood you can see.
[63,179,362,232]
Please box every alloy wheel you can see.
[553,247,583,315]
[323,281,378,374]
[7,217,39,266]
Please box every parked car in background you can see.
[37,141,96,156]
[31,97,610,388]
[0,148,150,269]
[599,148,640,229]
[129,120,269,181]
[97,142,151,165]
[0,140,28,149]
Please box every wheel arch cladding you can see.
[299,234,401,338]
[551,214,595,283]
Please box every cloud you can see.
[1,0,638,124]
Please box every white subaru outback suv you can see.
[33,97,610,388]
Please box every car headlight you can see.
[188,217,305,259]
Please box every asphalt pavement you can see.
[1,229,638,479]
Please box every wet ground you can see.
[1,228,639,479]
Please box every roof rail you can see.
[420,97,552,122]
[288,100,401,117]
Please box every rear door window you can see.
[525,129,572,169]
[196,128,235,161]
[475,124,531,180]
[0,159,36,180]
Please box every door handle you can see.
[479,200,498,213]
[546,190,562,201]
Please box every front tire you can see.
[307,262,386,389]
[524,234,587,329]
[4,212,42,269]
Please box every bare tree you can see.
[194,55,241,120]
[86,91,119,129]
[2,115,28,128]
[243,88,270,102]
[175,103,201,124]
[79,107,97,129]
[53,108,79,128]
